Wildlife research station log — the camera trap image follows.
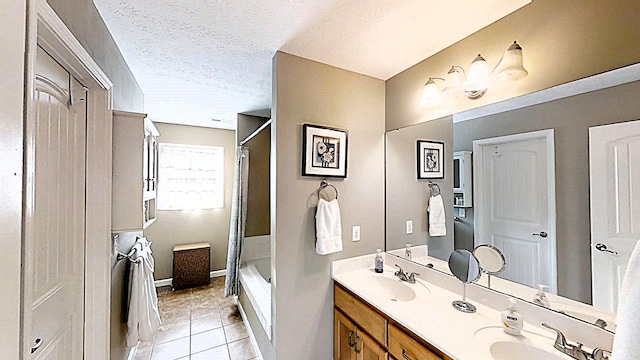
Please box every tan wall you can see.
[272,52,386,359]
[453,80,640,303]
[0,1,26,357]
[48,0,144,112]
[244,124,271,237]
[386,0,640,131]
[144,123,236,280]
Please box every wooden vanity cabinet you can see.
[334,283,451,360]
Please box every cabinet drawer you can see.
[334,284,387,346]
[388,324,442,360]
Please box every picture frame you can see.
[417,140,444,179]
[302,123,348,178]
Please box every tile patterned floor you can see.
[133,277,258,360]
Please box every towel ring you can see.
[318,179,338,200]
[428,182,441,197]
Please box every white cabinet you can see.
[112,110,160,231]
[453,151,472,208]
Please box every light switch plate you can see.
[352,226,360,242]
[406,220,413,234]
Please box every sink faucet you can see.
[394,265,419,284]
[541,323,611,360]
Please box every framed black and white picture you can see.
[417,140,444,179]
[302,123,348,178]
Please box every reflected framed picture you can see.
[417,140,444,179]
[302,123,348,178]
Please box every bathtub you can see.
[239,257,271,337]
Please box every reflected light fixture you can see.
[420,40,528,104]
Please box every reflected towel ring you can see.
[318,179,338,200]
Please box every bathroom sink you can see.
[474,326,573,360]
[351,275,421,302]
[490,341,569,360]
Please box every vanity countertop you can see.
[332,254,582,360]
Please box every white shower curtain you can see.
[225,146,249,297]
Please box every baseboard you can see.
[237,299,265,360]
[154,269,226,288]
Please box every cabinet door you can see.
[355,328,387,360]
[335,309,357,360]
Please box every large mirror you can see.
[385,66,640,333]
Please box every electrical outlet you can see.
[406,220,413,234]
[459,208,466,218]
[352,226,361,242]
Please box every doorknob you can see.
[31,338,43,354]
[595,243,618,255]
[531,231,548,238]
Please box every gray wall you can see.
[272,51,386,359]
[0,1,26,357]
[144,123,236,280]
[386,117,454,260]
[48,0,144,111]
[453,80,640,303]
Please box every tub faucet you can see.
[394,265,419,284]
[541,323,611,360]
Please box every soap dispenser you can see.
[533,284,550,308]
[374,249,384,273]
[502,298,523,336]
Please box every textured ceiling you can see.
[93,0,530,129]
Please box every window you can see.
[157,143,224,210]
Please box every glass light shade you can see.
[495,41,528,81]
[420,78,442,107]
[463,54,490,93]
[445,66,464,90]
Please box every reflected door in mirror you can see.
[474,130,556,292]
[589,120,640,312]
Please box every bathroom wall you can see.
[244,123,271,237]
[385,116,454,260]
[48,0,144,111]
[144,123,236,280]
[272,51,386,359]
[453,79,640,303]
[0,1,26,357]
[385,0,640,131]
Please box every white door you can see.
[23,47,87,359]
[474,130,557,292]
[589,120,640,312]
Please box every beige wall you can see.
[0,1,26,358]
[453,80,640,303]
[386,0,640,131]
[272,52,386,359]
[244,124,271,237]
[48,0,144,111]
[145,123,236,280]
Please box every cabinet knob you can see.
[347,331,354,347]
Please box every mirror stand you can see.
[452,283,477,313]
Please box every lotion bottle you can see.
[374,249,384,273]
[502,298,523,335]
[534,284,550,308]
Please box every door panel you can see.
[335,309,357,360]
[26,47,86,359]
[475,131,555,291]
[590,120,640,312]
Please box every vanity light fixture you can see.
[419,41,528,107]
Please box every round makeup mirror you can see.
[448,249,481,313]
[473,244,506,289]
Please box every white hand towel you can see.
[315,198,343,255]
[427,194,446,236]
[612,239,640,360]
[126,237,161,347]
